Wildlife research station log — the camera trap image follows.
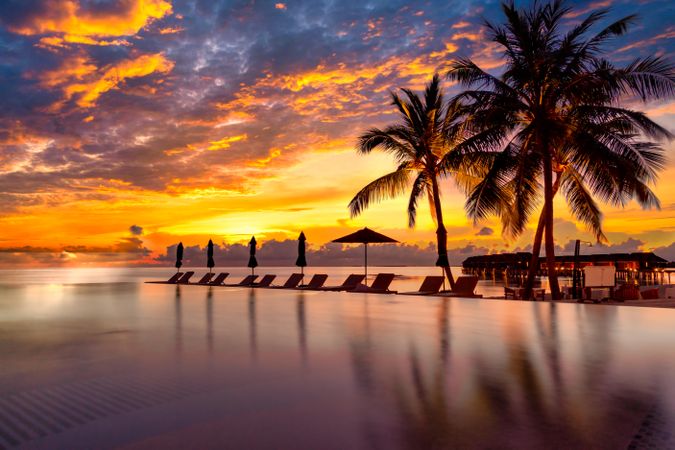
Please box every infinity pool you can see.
[1,268,674,449]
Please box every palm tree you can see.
[348,75,472,289]
[447,0,674,299]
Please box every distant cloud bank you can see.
[153,237,675,268]
[0,236,671,268]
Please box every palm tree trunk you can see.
[523,210,546,299]
[431,177,455,290]
[524,172,561,299]
[542,157,561,300]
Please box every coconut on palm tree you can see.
[348,74,476,289]
[447,0,674,299]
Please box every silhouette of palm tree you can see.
[349,74,475,289]
[447,1,674,299]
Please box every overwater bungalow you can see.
[462,252,670,285]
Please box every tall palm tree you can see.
[349,75,472,289]
[447,0,674,299]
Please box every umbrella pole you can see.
[365,243,368,286]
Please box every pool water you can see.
[0,268,674,449]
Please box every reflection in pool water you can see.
[0,268,674,449]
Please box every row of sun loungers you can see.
[154,271,481,297]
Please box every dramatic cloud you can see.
[0,0,673,266]
[555,238,656,256]
[129,224,143,235]
[2,0,172,47]
[53,52,174,108]
[475,226,494,236]
[0,236,152,267]
[0,237,150,254]
[154,239,492,267]
[654,242,675,261]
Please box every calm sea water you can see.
[0,267,674,449]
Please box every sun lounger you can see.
[209,272,229,285]
[665,286,675,299]
[252,274,276,287]
[165,272,183,283]
[350,273,396,293]
[176,271,194,284]
[145,272,184,284]
[224,275,258,286]
[440,276,482,298]
[196,273,215,285]
[504,287,545,300]
[297,274,328,289]
[267,273,304,289]
[317,274,366,291]
[504,287,519,299]
[398,276,445,295]
[610,283,638,302]
[640,287,660,300]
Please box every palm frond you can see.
[501,149,542,237]
[560,169,606,242]
[616,56,675,101]
[427,190,437,226]
[465,149,515,223]
[572,104,672,140]
[356,128,416,163]
[407,172,430,228]
[349,164,412,218]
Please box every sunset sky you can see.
[0,0,673,267]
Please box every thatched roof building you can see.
[462,252,668,271]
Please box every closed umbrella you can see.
[332,227,398,284]
[175,242,184,273]
[436,247,449,267]
[296,232,307,279]
[248,236,258,275]
[207,239,215,274]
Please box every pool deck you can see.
[154,280,675,309]
[480,295,675,309]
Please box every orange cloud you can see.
[0,123,54,172]
[275,3,287,10]
[363,18,384,40]
[61,53,174,107]
[249,147,282,167]
[241,47,456,118]
[36,55,97,88]
[37,35,131,49]
[645,101,675,117]
[430,42,459,58]
[174,111,254,130]
[563,0,612,19]
[9,0,172,47]
[207,134,248,151]
[158,26,184,34]
[451,31,481,42]
[618,27,675,52]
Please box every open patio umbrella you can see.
[248,236,258,275]
[175,242,184,273]
[207,239,215,274]
[296,232,307,278]
[332,227,398,284]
